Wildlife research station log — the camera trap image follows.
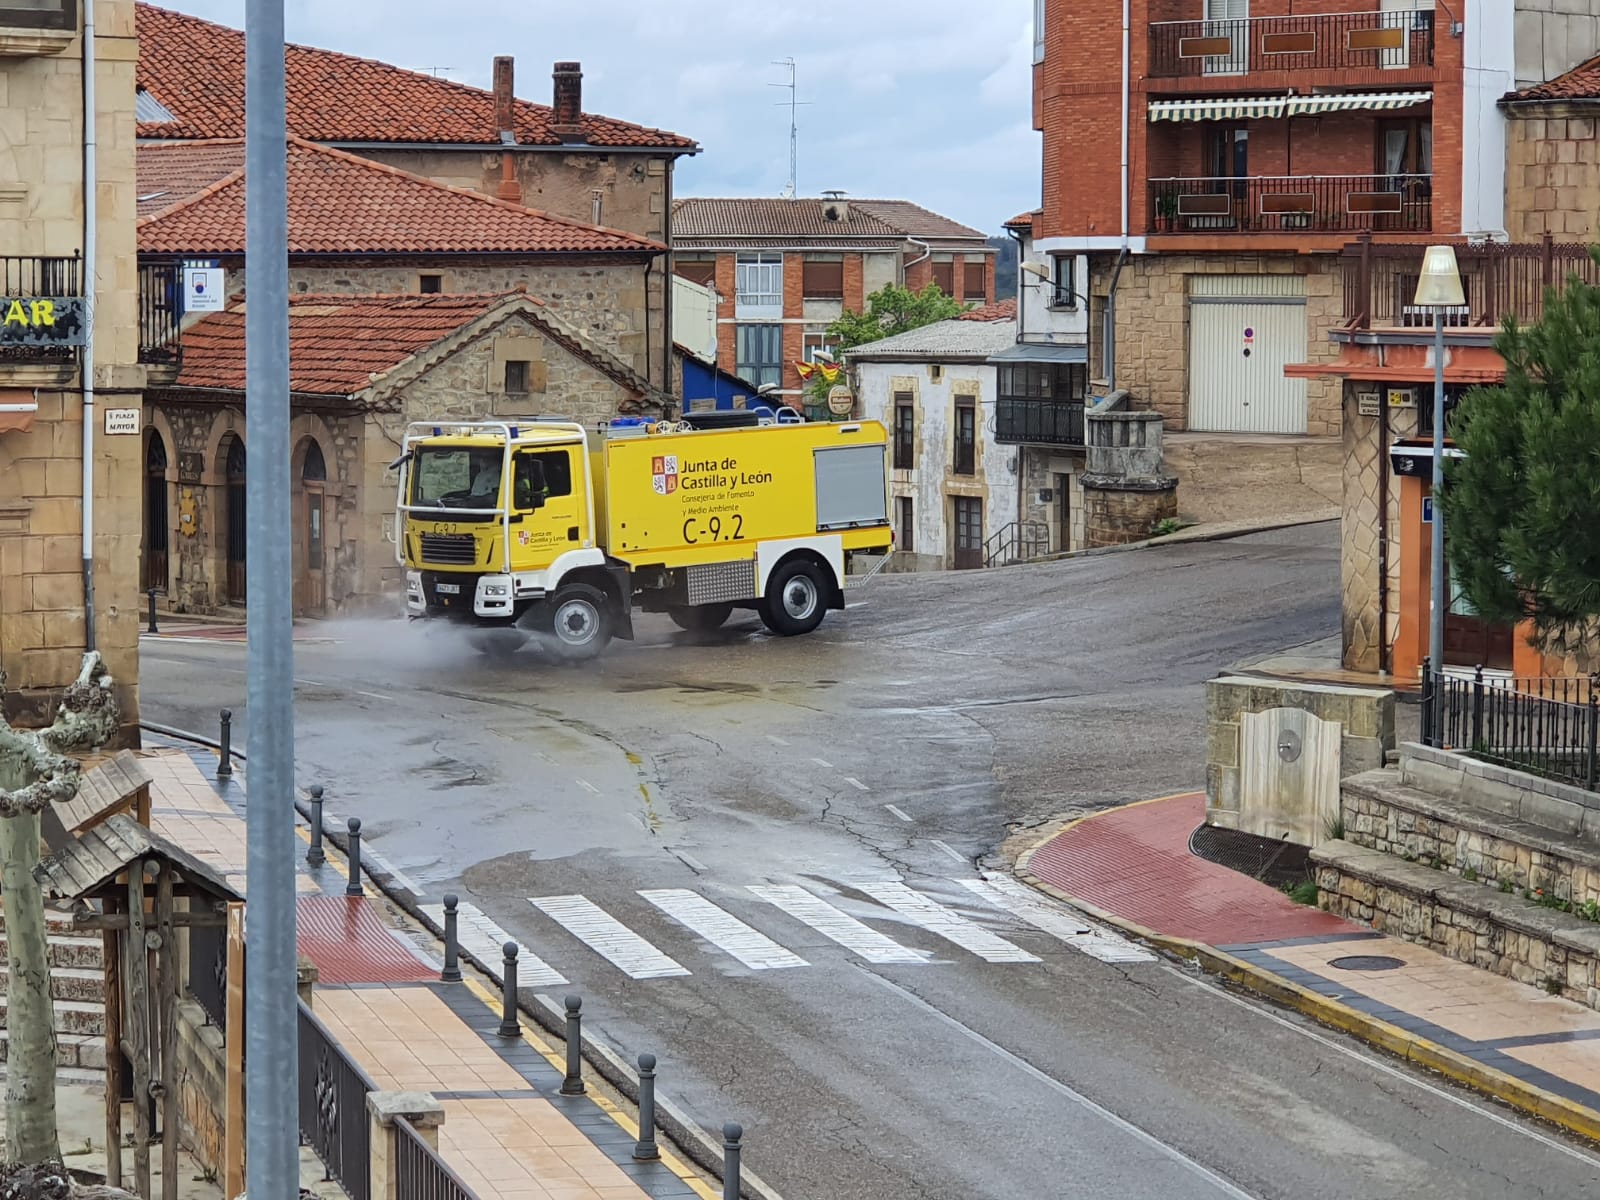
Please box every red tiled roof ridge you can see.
[138,161,244,227]
[956,298,1017,322]
[1504,54,1600,102]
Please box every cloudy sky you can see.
[163,1,1040,235]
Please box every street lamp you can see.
[1413,244,1464,687]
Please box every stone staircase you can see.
[0,903,107,1084]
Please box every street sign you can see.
[103,408,140,435]
[184,267,226,313]
[1423,496,1434,524]
[0,297,85,346]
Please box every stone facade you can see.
[0,0,144,734]
[1515,1,1600,89]
[1504,107,1600,242]
[1086,252,1343,437]
[174,997,226,1177]
[1339,384,1419,672]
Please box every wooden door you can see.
[953,497,983,570]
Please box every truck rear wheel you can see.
[543,583,612,660]
[668,604,733,633]
[758,559,829,637]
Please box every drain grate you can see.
[1188,823,1311,889]
[1329,955,1405,972]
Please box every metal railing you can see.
[1149,175,1432,236]
[394,1116,481,1200]
[983,521,1051,568]
[1341,234,1600,329]
[299,999,377,1200]
[186,921,228,1032]
[994,397,1085,447]
[1,255,81,365]
[138,261,183,365]
[1422,664,1600,793]
[1149,10,1435,77]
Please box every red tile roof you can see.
[1005,210,1040,229]
[1505,55,1600,101]
[137,138,664,256]
[673,196,990,245]
[956,299,1017,322]
[134,4,696,151]
[173,293,511,395]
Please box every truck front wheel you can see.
[758,559,829,637]
[668,604,733,633]
[542,583,613,660]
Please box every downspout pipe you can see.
[1101,0,1131,395]
[903,236,932,279]
[80,0,98,651]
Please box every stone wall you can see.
[0,0,144,733]
[1080,483,1176,547]
[1087,251,1343,437]
[1505,108,1600,242]
[174,997,226,1177]
[1515,1,1600,88]
[1339,382,1419,672]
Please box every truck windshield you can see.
[411,447,505,510]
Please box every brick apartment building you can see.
[1,0,143,735]
[1022,0,1598,440]
[671,196,994,400]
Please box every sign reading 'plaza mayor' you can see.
[0,296,86,346]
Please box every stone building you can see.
[0,0,143,734]
[147,292,661,616]
[1501,55,1600,241]
[132,2,699,392]
[672,196,995,405]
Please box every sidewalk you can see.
[139,742,715,1200]
[1020,791,1600,1139]
[139,618,336,644]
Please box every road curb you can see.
[1031,512,1338,564]
[1015,801,1600,1145]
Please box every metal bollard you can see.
[498,943,521,1037]
[305,785,326,867]
[146,588,159,635]
[216,709,233,780]
[441,894,462,983]
[722,1122,743,1200]
[633,1054,659,1161]
[560,995,585,1095]
[345,818,364,897]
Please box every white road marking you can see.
[293,678,325,687]
[766,735,790,747]
[530,895,690,979]
[843,777,870,792]
[535,751,555,764]
[860,969,1258,1200]
[359,845,426,897]
[858,882,1040,964]
[640,889,808,970]
[421,901,567,987]
[930,839,967,865]
[748,885,927,965]
[884,804,913,823]
[810,757,834,769]
[960,876,1157,965]
[576,778,601,795]
[355,689,392,702]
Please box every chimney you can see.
[493,56,515,137]
[552,61,585,143]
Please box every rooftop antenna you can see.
[768,57,809,199]
[418,66,452,78]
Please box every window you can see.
[893,395,915,470]
[1033,0,1046,63]
[802,258,844,299]
[897,496,914,552]
[931,260,955,295]
[1378,118,1433,181]
[735,252,783,310]
[0,1,75,31]
[418,274,443,294]
[802,331,836,364]
[514,449,574,508]
[995,363,1089,446]
[954,397,976,476]
[735,323,783,389]
[963,261,987,302]
[1398,273,1470,329]
[675,258,716,287]
[1050,256,1077,308]
[504,360,529,394]
[412,447,503,507]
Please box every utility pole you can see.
[768,58,809,199]
[244,1,297,1197]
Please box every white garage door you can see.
[1188,275,1308,434]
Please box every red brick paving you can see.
[296,895,439,984]
[1028,792,1359,947]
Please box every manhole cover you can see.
[1329,955,1405,972]
[1188,824,1311,888]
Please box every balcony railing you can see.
[1149,175,1431,236]
[1149,10,1434,78]
[1,254,82,365]
[1341,234,1600,330]
[139,261,183,365]
[995,398,1086,447]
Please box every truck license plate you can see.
[435,582,460,595]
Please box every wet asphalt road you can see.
[141,524,1600,1200]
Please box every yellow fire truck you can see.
[393,416,893,659]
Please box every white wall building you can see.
[672,274,718,365]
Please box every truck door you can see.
[512,446,586,561]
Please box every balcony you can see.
[138,261,183,367]
[1149,175,1431,237]
[0,0,77,57]
[995,398,1086,447]
[1149,9,1434,80]
[1,255,82,369]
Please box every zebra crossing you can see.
[443,876,1156,985]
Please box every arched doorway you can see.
[222,436,247,606]
[142,433,169,594]
[297,440,327,615]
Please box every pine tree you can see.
[1442,249,1600,653]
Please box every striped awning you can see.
[1148,90,1432,123]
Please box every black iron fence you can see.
[186,920,228,1032]
[1150,175,1432,236]
[1,254,80,297]
[394,1116,481,1200]
[299,999,377,1200]
[1,255,82,365]
[983,521,1050,568]
[995,398,1085,447]
[1422,664,1600,792]
[1148,10,1435,77]
[139,261,183,365]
